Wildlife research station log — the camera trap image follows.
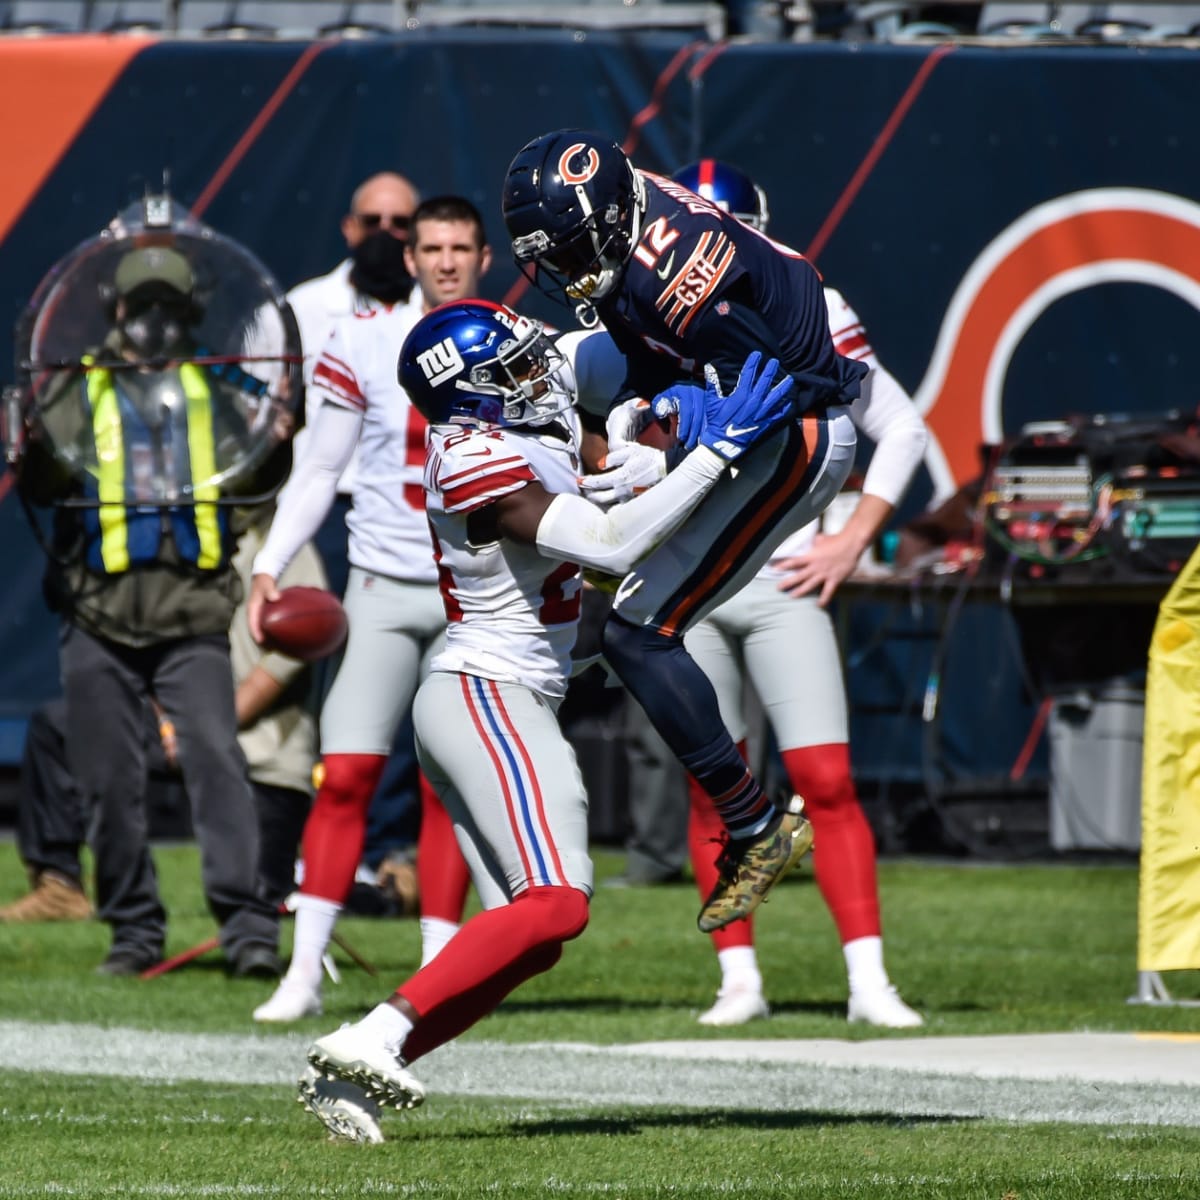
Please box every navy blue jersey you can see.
[596,171,867,414]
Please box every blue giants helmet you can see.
[397,300,574,430]
[502,128,647,306]
[671,160,770,233]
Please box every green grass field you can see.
[3,839,1200,1198]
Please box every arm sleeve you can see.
[826,288,928,507]
[251,400,361,579]
[851,363,929,507]
[535,445,725,576]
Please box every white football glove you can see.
[578,442,668,507]
[605,397,658,447]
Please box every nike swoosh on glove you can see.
[696,353,795,461]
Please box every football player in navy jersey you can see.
[502,129,867,933]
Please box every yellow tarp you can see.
[1138,542,1200,971]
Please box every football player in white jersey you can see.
[286,171,421,500]
[247,197,492,1024]
[586,160,929,1029]
[297,299,798,1143]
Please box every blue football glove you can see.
[652,383,704,450]
[696,352,795,461]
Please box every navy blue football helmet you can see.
[671,160,770,233]
[398,300,574,430]
[502,128,646,306]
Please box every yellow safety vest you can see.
[83,357,226,573]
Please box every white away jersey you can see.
[311,296,437,582]
[287,259,376,495]
[424,425,583,700]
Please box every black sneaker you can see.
[233,945,284,979]
[95,948,163,977]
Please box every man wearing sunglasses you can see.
[286,172,420,516]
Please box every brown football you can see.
[259,587,348,662]
[636,411,679,451]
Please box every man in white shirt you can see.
[287,171,420,541]
[282,172,426,929]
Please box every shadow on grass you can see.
[506,1110,979,1136]
[493,996,975,1022]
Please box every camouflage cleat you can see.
[697,795,813,933]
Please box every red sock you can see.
[781,743,880,944]
[687,741,754,953]
[299,753,387,901]
[400,885,589,1062]
[417,775,471,923]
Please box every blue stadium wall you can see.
[0,32,1197,784]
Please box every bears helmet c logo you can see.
[559,144,601,186]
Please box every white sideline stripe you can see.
[615,1031,1200,1085]
[1,1021,1198,1128]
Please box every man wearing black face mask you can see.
[286,171,420,527]
[348,220,414,306]
[112,246,201,360]
[14,242,292,980]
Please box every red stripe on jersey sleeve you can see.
[312,354,365,410]
[441,452,528,487]
[833,329,872,360]
[443,464,536,514]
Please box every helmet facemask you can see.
[455,315,574,431]
[512,167,646,306]
[742,183,770,234]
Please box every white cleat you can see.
[253,977,323,1023]
[307,1023,426,1112]
[297,1064,383,1144]
[697,986,771,1027]
[848,984,924,1029]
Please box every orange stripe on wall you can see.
[0,36,153,245]
[925,209,1200,485]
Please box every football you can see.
[636,411,679,451]
[259,587,348,662]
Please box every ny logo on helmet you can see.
[559,143,601,185]
[416,337,465,388]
